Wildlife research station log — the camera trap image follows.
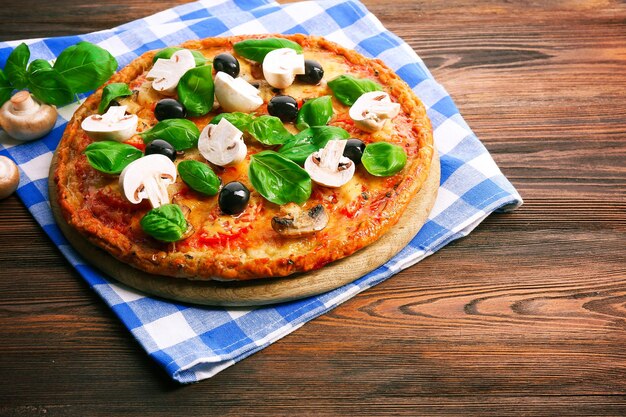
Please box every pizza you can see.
[54,34,434,281]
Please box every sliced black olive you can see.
[268,95,298,122]
[343,139,366,165]
[296,60,324,84]
[213,53,240,78]
[219,181,250,215]
[154,98,186,121]
[145,139,176,161]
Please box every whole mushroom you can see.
[0,91,58,141]
[0,155,19,200]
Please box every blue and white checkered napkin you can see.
[0,0,522,383]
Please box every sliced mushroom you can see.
[146,49,195,95]
[304,140,355,188]
[214,72,263,113]
[0,91,57,141]
[262,48,305,89]
[0,155,19,200]
[198,117,247,167]
[272,203,329,237]
[119,154,177,208]
[81,105,138,142]
[348,91,401,132]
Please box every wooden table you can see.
[1,1,625,415]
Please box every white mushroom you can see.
[262,48,305,89]
[0,155,19,200]
[198,118,247,167]
[119,154,177,208]
[214,72,263,113]
[271,204,329,237]
[304,140,355,188]
[348,91,401,132]
[146,49,195,95]
[0,91,57,141]
[81,105,138,142]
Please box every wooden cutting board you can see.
[49,151,439,306]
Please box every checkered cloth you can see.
[0,0,522,383]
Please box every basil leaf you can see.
[27,68,74,106]
[53,41,118,93]
[178,160,221,196]
[98,82,132,114]
[233,38,302,63]
[177,65,214,117]
[84,141,143,175]
[153,47,206,67]
[361,142,407,176]
[27,59,52,75]
[210,112,253,131]
[140,204,188,242]
[278,126,349,165]
[296,96,333,130]
[4,43,30,90]
[0,70,12,107]
[139,119,200,151]
[249,151,311,205]
[248,115,293,146]
[327,75,383,106]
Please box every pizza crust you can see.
[54,34,434,281]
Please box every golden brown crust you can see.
[54,34,434,281]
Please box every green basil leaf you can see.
[327,75,383,106]
[84,141,143,175]
[4,43,30,90]
[361,142,407,177]
[153,47,207,67]
[98,82,132,113]
[0,70,12,107]
[233,38,302,63]
[248,115,294,146]
[53,41,118,93]
[209,112,254,131]
[249,151,311,205]
[139,119,199,151]
[177,65,214,117]
[140,204,188,242]
[27,59,52,75]
[177,160,221,196]
[278,126,350,165]
[27,68,74,106]
[296,96,333,130]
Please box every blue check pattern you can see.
[0,0,522,383]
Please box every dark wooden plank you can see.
[0,0,625,416]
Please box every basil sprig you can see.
[153,47,207,67]
[0,70,13,107]
[327,75,383,106]
[296,96,333,131]
[27,68,74,106]
[27,59,52,75]
[140,204,188,242]
[53,41,118,93]
[139,119,200,151]
[248,115,294,145]
[210,112,254,131]
[361,142,407,176]
[4,43,30,89]
[233,38,302,63]
[278,126,350,165]
[177,65,214,117]
[98,83,132,113]
[178,160,221,196]
[84,141,143,175]
[249,151,311,205]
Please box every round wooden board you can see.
[49,151,439,306]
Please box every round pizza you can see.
[54,34,434,281]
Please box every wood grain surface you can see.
[1,0,625,416]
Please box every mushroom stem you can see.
[9,91,38,114]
